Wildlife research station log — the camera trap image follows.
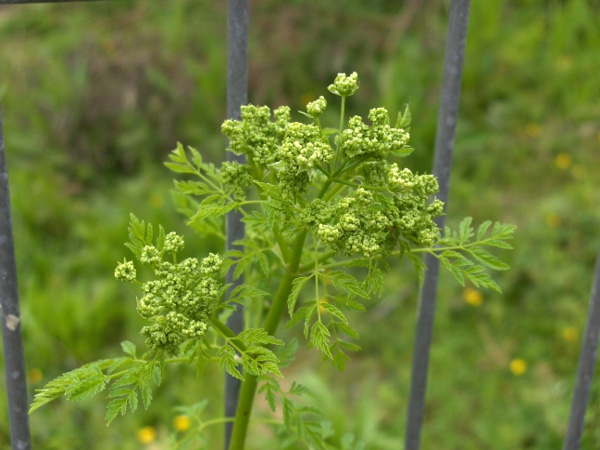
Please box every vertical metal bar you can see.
[224,0,248,448]
[0,104,32,450]
[404,1,471,449]
[563,249,600,450]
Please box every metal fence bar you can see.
[0,104,32,450]
[404,1,471,449]
[562,248,600,450]
[224,0,248,448]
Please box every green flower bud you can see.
[114,259,137,282]
[327,72,359,97]
[306,96,327,117]
[164,232,185,253]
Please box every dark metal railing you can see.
[224,0,248,448]
[0,105,32,450]
[563,249,600,450]
[404,1,471,448]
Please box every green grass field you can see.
[1,0,599,448]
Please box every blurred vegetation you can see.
[0,0,599,448]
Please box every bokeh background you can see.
[0,0,599,448]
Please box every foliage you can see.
[29,73,513,449]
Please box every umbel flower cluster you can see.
[222,72,444,258]
[115,228,222,355]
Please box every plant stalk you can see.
[227,230,307,450]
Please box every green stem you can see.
[332,96,346,170]
[228,230,308,450]
[211,318,249,354]
[228,179,334,450]
[273,223,292,264]
[298,250,336,274]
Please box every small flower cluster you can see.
[302,170,443,257]
[222,161,253,201]
[278,122,334,197]
[115,232,222,356]
[341,108,410,159]
[306,96,327,118]
[221,105,290,165]
[327,72,359,97]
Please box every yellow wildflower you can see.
[555,153,572,170]
[462,288,483,306]
[137,426,157,444]
[563,327,579,343]
[173,415,192,432]
[509,359,527,376]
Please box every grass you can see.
[0,0,599,448]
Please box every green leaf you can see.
[258,252,270,276]
[29,359,118,414]
[477,220,493,240]
[120,341,137,358]
[320,302,348,324]
[238,328,284,346]
[218,345,244,381]
[287,276,311,316]
[439,256,465,286]
[484,239,514,250]
[326,271,370,299]
[468,246,510,271]
[286,305,311,329]
[230,284,271,304]
[258,376,280,412]
[189,202,236,225]
[64,366,110,402]
[441,250,474,267]
[276,338,299,368]
[459,217,474,243]
[106,388,138,423]
[310,322,333,359]
[396,104,412,129]
[333,322,360,339]
[321,127,339,138]
[391,146,414,157]
[405,250,427,286]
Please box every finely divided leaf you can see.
[468,246,510,271]
[288,276,311,316]
[30,359,118,414]
[218,345,244,380]
[310,322,333,359]
[238,328,284,347]
[120,341,137,358]
[326,271,370,299]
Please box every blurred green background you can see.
[0,0,599,448]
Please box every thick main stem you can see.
[227,230,308,450]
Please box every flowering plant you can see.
[30,73,514,449]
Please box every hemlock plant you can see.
[30,73,515,449]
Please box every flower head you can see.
[114,259,137,282]
[509,359,527,376]
[328,72,359,97]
